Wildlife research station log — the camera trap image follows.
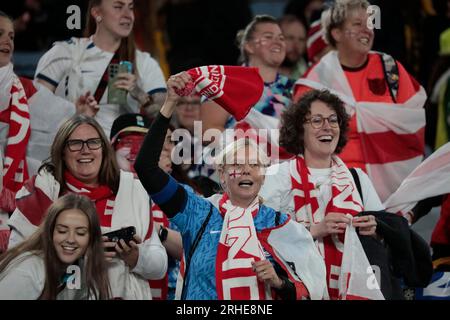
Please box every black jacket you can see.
[358,211,433,299]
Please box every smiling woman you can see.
[134,72,327,300]
[259,89,385,299]
[34,0,167,137]
[7,114,168,299]
[0,194,110,299]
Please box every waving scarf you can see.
[290,155,367,299]
[0,64,30,192]
[294,51,426,202]
[175,65,264,121]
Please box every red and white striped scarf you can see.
[294,51,426,202]
[149,201,169,300]
[0,64,31,192]
[290,155,364,299]
[216,193,270,300]
[14,170,114,228]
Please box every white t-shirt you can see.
[35,37,167,137]
[260,159,384,217]
[0,252,88,300]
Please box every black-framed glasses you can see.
[305,114,340,129]
[65,138,103,152]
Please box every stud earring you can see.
[96,16,102,23]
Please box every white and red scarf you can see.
[294,51,426,202]
[290,155,374,299]
[174,192,327,300]
[216,193,270,300]
[0,63,31,192]
[176,65,264,121]
[148,201,169,300]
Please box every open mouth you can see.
[61,245,78,253]
[77,158,94,164]
[238,180,254,188]
[271,47,282,53]
[359,37,370,45]
[119,21,132,28]
[317,135,333,143]
[0,48,11,54]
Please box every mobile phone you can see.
[103,226,136,252]
[107,61,133,105]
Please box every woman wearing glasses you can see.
[134,72,327,300]
[7,115,167,299]
[293,0,426,202]
[260,89,384,299]
[201,15,294,133]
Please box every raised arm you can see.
[134,73,192,218]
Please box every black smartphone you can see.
[103,226,136,252]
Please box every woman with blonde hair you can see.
[0,193,110,299]
[134,72,327,300]
[7,114,167,299]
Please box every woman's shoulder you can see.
[135,49,159,66]
[9,252,45,272]
[48,37,91,53]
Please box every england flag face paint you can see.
[220,146,265,206]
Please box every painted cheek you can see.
[228,168,243,179]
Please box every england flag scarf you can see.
[294,51,426,202]
[216,193,271,300]
[289,155,383,299]
[0,63,30,192]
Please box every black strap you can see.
[349,168,363,204]
[379,52,399,103]
[181,203,214,300]
[93,51,120,103]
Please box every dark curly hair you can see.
[280,89,350,155]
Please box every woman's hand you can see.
[310,213,351,239]
[75,91,99,117]
[102,236,117,262]
[166,72,192,103]
[115,72,138,93]
[115,234,142,269]
[252,260,284,289]
[353,215,377,236]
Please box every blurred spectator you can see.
[426,28,450,150]
[284,0,325,26]
[419,0,450,86]
[278,14,308,80]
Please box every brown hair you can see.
[280,89,350,155]
[236,14,279,65]
[0,194,111,299]
[84,0,137,72]
[40,114,120,193]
